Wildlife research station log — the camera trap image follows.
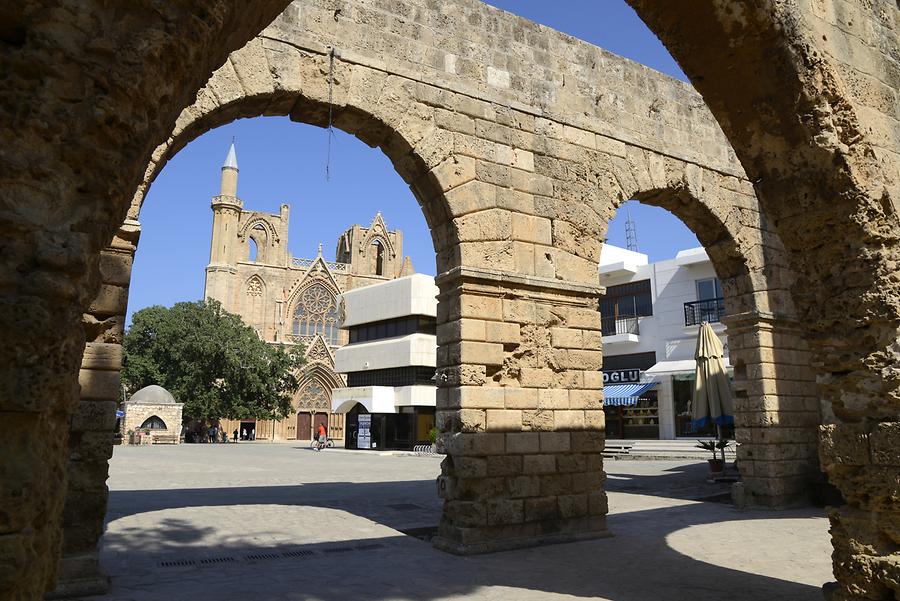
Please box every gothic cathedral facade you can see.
[204,144,415,440]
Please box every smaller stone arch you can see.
[245,275,265,298]
[139,415,168,430]
[371,239,385,275]
[244,275,267,330]
[294,362,345,414]
[238,217,279,243]
[589,152,818,508]
[360,218,396,259]
[242,221,274,263]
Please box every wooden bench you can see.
[151,433,180,445]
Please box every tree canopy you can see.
[123,300,305,422]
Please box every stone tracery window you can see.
[299,381,330,410]
[292,283,340,345]
[246,277,263,297]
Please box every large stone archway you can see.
[62,0,814,592]
[627,2,900,598]
[3,0,893,599]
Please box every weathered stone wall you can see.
[433,267,609,552]
[6,0,888,597]
[47,221,141,598]
[628,1,900,598]
[0,2,292,598]
[121,403,183,441]
[118,0,816,554]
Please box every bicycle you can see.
[309,437,335,451]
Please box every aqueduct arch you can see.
[61,0,814,594]
[627,3,900,598]
[2,0,896,599]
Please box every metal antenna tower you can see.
[625,205,639,252]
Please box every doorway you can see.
[296,413,311,441]
[239,420,256,441]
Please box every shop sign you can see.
[357,414,372,449]
[603,368,641,384]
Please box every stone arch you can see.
[296,363,344,399]
[244,223,268,263]
[244,274,265,296]
[590,154,819,507]
[360,214,397,258]
[238,216,279,243]
[288,279,341,346]
[139,415,167,430]
[115,3,819,559]
[11,1,896,598]
[129,39,457,253]
[370,239,385,275]
[293,363,344,436]
[625,5,900,598]
[243,275,266,329]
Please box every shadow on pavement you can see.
[101,469,827,601]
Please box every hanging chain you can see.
[325,47,336,182]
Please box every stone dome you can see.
[128,384,176,404]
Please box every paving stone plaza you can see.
[92,445,831,600]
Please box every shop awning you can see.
[644,358,732,378]
[604,381,658,406]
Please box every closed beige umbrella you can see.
[692,322,733,453]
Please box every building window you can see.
[248,223,268,263]
[293,283,340,345]
[373,241,385,276]
[684,278,726,326]
[140,415,167,430]
[696,278,723,301]
[600,280,652,336]
[347,366,436,387]
[347,316,436,344]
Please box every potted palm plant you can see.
[696,438,729,474]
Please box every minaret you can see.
[204,142,243,305]
[220,142,239,196]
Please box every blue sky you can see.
[128,1,700,324]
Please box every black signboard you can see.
[602,368,641,384]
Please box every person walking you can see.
[232,429,238,442]
[315,423,327,451]
[241,428,247,441]
[250,428,255,441]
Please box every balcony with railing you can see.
[683,298,726,326]
[291,257,349,272]
[601,315,640,344]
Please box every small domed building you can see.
[122,385,183,444]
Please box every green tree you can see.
[122,300,305,422]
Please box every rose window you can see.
[292,283,340,345]
[302,285,333,315]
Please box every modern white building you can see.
[331,274,438,449]
[599,244,730,440]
